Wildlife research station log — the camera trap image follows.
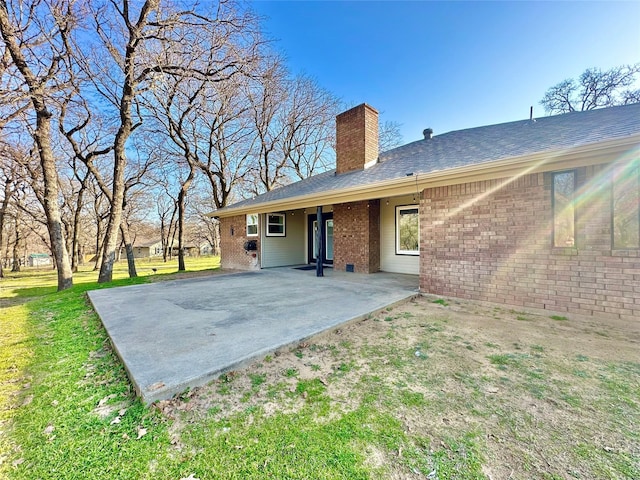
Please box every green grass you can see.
[249,373,267,388]
[431,298,449,306]
[0,258,218,479]
[2,260,638,479]
[1,282,167,478]
[283,368,298,378]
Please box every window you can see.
[396,206,419,255]
[246,214,258,236]
[266,213,285,237]
[613,161,640,248]
[552,171,575,247]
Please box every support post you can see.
[316,206,323,277]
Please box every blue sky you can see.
[251,1,640,143]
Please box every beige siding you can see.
[380,195,420,274]
[261,210,306,268]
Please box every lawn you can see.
[1,259,638,479]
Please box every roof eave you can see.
[211,134,640,218]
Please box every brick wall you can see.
[420,167,640,320]
[220,215,260,270]
[334,200,380,273]
[336,104,379,174]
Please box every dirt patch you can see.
[157,295,640,478]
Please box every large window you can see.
[266,213,286,237]
[552,171,575,247]
[613,162,640,249]
[246,214,258,236]
[396,206,419,255]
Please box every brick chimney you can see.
[336,104,379,174]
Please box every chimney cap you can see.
[423,128,433,139]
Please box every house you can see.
[121,238,204,259]
[126,239,165,258]
[28,253,51,267]
[213,103,640,320]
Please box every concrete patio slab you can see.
[87,268,418,403]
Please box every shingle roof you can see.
[220,103,640,212]
[134,238,162,248]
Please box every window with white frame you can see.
[396,206,419,255]
[266,213,285,237]
[246,214,259,236]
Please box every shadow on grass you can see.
[1,264,223,308]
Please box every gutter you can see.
[210,134,640,218]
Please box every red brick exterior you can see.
[336,104,379,174]
[419,166,640,320]
[220,215,260,270]
[334,200,380,273]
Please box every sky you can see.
[251,1,640,144]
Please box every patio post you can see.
[316,206,323,277]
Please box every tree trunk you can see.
[0,176,12,279]
[98,104,130,283]
[170,226,178,260]
[94,238,104,271]
[77,244,84,266]
[177,169,195,272]
[120,221,137,278]
[160,217,168,262]
[71,175,88,272]
[0,2,72,290]
[11,229,20,272]
[212,220,221,256]
[38,116,73,290]
[96,0,158,283]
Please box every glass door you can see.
[308,213,334,265]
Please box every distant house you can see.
[128,239,164,258]
[197,242,215,256]
[120,238,204,259]
[28,253,51,267]
[212,103,640,320]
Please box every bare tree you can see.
[540,64,640,114]
[245,63,341,195]
[156,187,177,262]
[0,148,53,270]
[58,79,114,272]
[8,146,57,260]
[77,135,160,277]
[59,166,91,272]
[143,3,264,270]
[281,75,340,181]
[246,59,291,194]
[379,120,404,152]
[0,0,75,290]
[0,155,15,277]
[147,76,204,271]
[83,0,260,282]
[9,178,29,271]
[85,0,158,283]
[86,180,109,271]
[190,194,220,256]
[195,79,258,209]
